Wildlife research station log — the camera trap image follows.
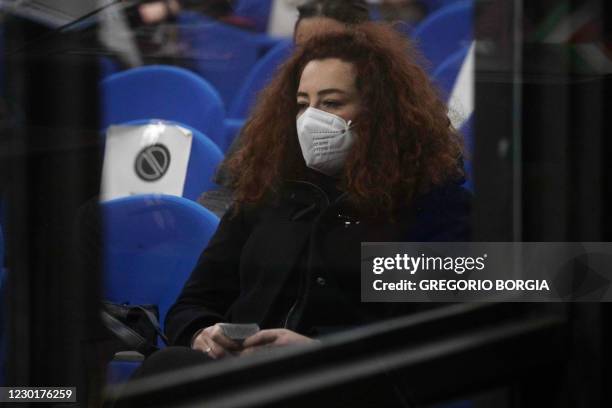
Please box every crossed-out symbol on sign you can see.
[134,144,171,182]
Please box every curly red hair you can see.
[226,23,464,216]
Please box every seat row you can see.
[101,0,473,149]
[187,0,473,106]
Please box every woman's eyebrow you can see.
[318,88,347,96]
[297,89,347,98]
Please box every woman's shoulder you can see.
[413,181,473,214]
[402,181,473,242]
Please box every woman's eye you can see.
[323,100,342,108]
[297,102,308,111]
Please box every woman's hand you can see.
[239,329,318,356]
[191,324,242,359]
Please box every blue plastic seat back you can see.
[423,0,460,13]
[432,45,470,97]
[121,120,224,201]
[179,124,224,199]
[101,65,227,150]
[412,0,473,72]
[177,10,205,25]
[228,40,293,119]
[102,194,219,331]
[178,13,277,107]
[178,11,280,55]
[234,0,273,33]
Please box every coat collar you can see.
[276,179,353,222]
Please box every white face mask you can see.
[296,107,356,176]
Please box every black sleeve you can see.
[164,206,250,346]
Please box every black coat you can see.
[165,179,472,346]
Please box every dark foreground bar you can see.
[104,302,573,408]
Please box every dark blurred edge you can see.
[474,1,611,407]
[1,12,104,406]
[104,303,569,407]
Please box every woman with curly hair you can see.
[165,21,470,360]
[117,25,470,394]
[199,0,372,216]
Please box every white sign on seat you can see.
[100,122,193,202]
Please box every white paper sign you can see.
[448,42,475,130]
[100,122,193,201]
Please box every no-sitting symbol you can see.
[134,144,171,181]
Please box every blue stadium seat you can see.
[423,0,460,13]
[101,65,227,151]
[228,40,293,120]
[120,120,224,201]
[102,194,219,383]
[234,0,274,33]
[412,0,473,72]
[223,118,246,150]
[103,194,219,335]
[432,44,470,97]
[178,12,280,107]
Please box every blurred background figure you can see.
[294,0,370,43]
[133,0,242,25]
[268,0,371,37]
[373,0,428,27]
[137,0,182,25]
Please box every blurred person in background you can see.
[118,0,242,65]
[116,25,469,401]
[375,0,428,27]
[135,0,235,24]
[293,0,370,44]
[136,0,182,25]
